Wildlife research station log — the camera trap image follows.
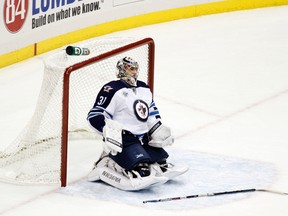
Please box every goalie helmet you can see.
[116,57,139,86]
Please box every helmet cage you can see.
[116,57,139,79]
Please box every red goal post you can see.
[61,38,155,186]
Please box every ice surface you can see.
[60,148,276,210]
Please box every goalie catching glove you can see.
[102,118,123,155]
[148,120,174,148]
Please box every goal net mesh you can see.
[0,37,153,185]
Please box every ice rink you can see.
[1,5,288,216]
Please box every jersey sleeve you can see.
[87,82,116,133]
[147,100,162,127]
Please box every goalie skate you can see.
[87,156,168,191]
[152,161,189,180]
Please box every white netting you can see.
[0,37,152,185]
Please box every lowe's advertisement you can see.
[0,0,221,55]
[1,0,287,69]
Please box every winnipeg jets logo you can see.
[103,85,113,92]
[133,100,149,122]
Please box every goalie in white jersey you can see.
[87,57,188,191]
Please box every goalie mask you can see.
[116,57,139,87]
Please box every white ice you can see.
[1,5,288,216]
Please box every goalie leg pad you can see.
[97,166,168,191]
[87,155,110,182]
[88,156,168,191]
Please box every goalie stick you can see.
[143,188,288,203]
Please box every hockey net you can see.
[0,37,155,186]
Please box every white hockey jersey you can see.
[87,79,160,135]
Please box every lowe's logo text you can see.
[32,0,79,15]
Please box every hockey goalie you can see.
[87,57,188,191]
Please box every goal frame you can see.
[60,38,155,187]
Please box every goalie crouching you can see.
[87,57,188,191]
